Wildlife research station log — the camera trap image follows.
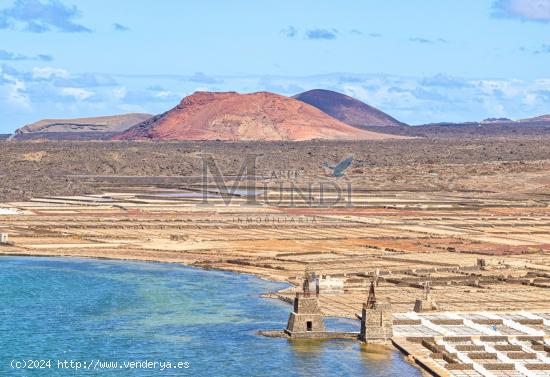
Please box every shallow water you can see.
[0,257,421,376]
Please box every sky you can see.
[0,0,549,132]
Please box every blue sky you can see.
[0,0,549,132]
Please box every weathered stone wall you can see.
[360,302,393,343]
[293,296,319,314]
[286,312,325,333]
[286,294,326,336]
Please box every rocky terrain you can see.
[293,89,406,128]
[1,136,550,201]
[114,91,403,141]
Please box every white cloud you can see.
[7,79,31,109]
[0,0,92,33]
[482,99,507,117]
[154,90,176,99]
[493,0,550,22]
[60,87,94,101]
[533,78,550,89]
[111,87,127,99]
[522,93,538,105]
[1,72,31,109]
[118,103,147,113]
[32,66,69,79]
[474,79,523,97]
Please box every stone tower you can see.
[360,281,393,343]
[285,272,326,337]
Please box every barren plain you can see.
[1,138,550,376]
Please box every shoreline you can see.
[0,253,369,342]
[0,249,291,285]
[0,253,368,333]
[0,254,399,347]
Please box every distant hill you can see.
[520,114,550,123]
[11,132,121,141]
[476,114,550,126]
[114,91,407,141]
[13,113,152,140]
[293,89,406,128]
[358,114,550,139]
[480,117,513,124]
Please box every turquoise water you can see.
[0,257,421,376]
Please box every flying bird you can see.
[323,155,353,177]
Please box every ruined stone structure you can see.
[315,274,344,295]
[373,268,380,287]
[0,233,8,244]
[285,273,326,337]
[170,234,188,241]
[413,279,439,313]
[359,281,393,343]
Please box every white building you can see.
[316,274,345,295]
[0,233,8,244]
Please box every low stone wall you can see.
[507,351,537,359]
[406,336,433,343]
[480,336,507,342]
[445,363,474,370]
[257,330,359,340]
[468,352,497,360]
[517,335,544,342]
[456,345,485,352]
[393,319,421,325]
[421,340,445,353]
[494,344,522,351]
[284,331,359,340]
[443,336,471,343]
[526,364,550,370]
[474,319,503,325]
[517,318,544,325]
[483,363,515,370]
[432,319,463,325]
[257,330,288,338]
